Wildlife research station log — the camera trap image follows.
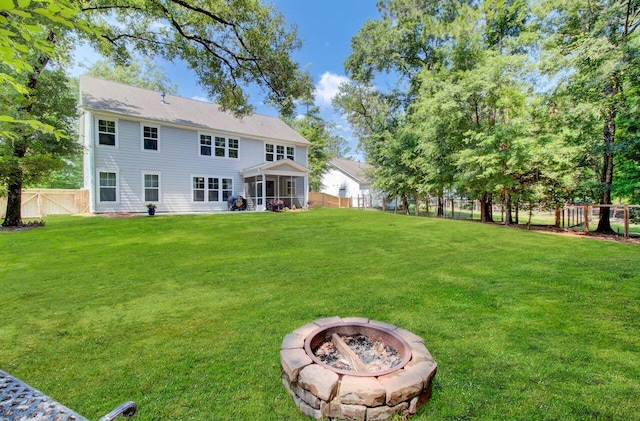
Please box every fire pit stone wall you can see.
[280,317,437,420]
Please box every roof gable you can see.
[79,75,310,146]
[242,159,308,176]
[329,158,372,184]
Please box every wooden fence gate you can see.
[0,189,89,219]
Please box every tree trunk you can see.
[437,193,444,217]
[596,110,615,234]
[481,194,493,223]
[504,189,513,225]
[3,155,25,227]
[2,32,55,227]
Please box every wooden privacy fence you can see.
[309,192,353,208]
[0,189,89,219]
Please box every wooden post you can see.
[624,205,629,238]
[584,205,589,233]
[332,333,368,373]
[555,207,560,228]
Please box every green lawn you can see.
[1,209,639,420]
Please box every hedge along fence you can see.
[0,189,89,219]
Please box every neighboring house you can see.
[79,76,310,213]
[320,158,381,207]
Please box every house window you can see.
[99,171,117,202]
[222,178,232,201]
[194,176,233,202]
[266,143,274,161]
[266,142,293,161]
[144,173,159,202]
[193,177,205,201]
[200,134,239,158]
[200,135,212,156]
[228,138,239,158]
[208,177,219,202]
[215,136,226,157]
[98,119,116,146]
[286,179,295,195]
[143,125,159,151]
[287,180,295,195]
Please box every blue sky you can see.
[72,1,381,160]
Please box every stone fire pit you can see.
[280,317,437,420]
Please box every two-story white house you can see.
[79,76,310,213]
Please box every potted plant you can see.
[146,203,157,215]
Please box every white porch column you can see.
[304,174,309,208]
[82,111,96,213]
[260,171,266,211]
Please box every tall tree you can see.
[1,0,85,227]
[79,0,312,117]
[537,0,640,233]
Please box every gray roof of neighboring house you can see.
[79,75,310,146]
[329,158,372,184]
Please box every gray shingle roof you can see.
[329,158,372,184]
[79,75,310,146]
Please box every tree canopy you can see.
[78,0,312,117]
[335,0,640,230]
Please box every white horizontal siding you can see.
[92,116,284,213]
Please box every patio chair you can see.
[0,369,137,421]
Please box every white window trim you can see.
[96,168,119,204]
[141,124,161,152]
[286,179,296,196]
[198,132,239,159]
[227,137,240,159]
[191,174,234,203]
[142,171,161,203]
[198,132,213,157]
[265,142,294,162]
[96,117,118,148]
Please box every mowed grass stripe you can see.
[1,208,638,420]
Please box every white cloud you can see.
[314,71,349,109]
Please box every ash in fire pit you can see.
[314,334,403,373]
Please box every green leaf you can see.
[0,0,15,11]
[17,0,30,8]
[9,9,31,18]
